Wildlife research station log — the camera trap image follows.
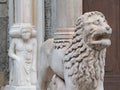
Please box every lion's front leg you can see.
[95,80,104,90]
[65,81,75,90]
[64,72,77,90]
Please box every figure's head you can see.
[21,24,32,40]
[75,11,112,50]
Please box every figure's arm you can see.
[9,39,19,60]
[32,39,37,71]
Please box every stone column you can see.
[15,0,33,23]
[8,0,14,27]
[56,0,82,29]
[37,0,45,49]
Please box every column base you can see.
[4,85,36,90]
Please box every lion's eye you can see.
[103,20,107,23]
[93,20,100,25]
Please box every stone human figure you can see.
[9,24,37,86]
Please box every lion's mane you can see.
[63,11,107,89]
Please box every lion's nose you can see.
[106,26,111,31]
[105,26,112,35]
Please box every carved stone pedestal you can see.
[4,85,36,90]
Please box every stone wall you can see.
[0,0,8,87]
[45,0,52,40]
[44,0,57,40]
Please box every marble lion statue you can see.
[37,11,112,90]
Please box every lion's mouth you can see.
[89,32,111,50]
[93,33,111,41]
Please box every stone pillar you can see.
[37,0,45,48]
[8,0,14,27]
[32,0,37,26]
[56,0,82,30]
[15,0,33,23]
[44,0,57,40]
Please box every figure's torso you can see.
[14,39,35,62]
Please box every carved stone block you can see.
[4,85,36,90]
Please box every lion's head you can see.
[75,11,112,51]
[64,11,112,89]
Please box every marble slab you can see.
[4,85,36,90]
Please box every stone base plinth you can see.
[4,85,36,90]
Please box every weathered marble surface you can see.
[50,75,65,90]
[0,0,8,87]
[44,0,54,40]
[4,85,36,90]
[56,0,82,28]
[0,17,8,87]
[0,0,7,3]
[0,4,8,17]
[37,11,112,90]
